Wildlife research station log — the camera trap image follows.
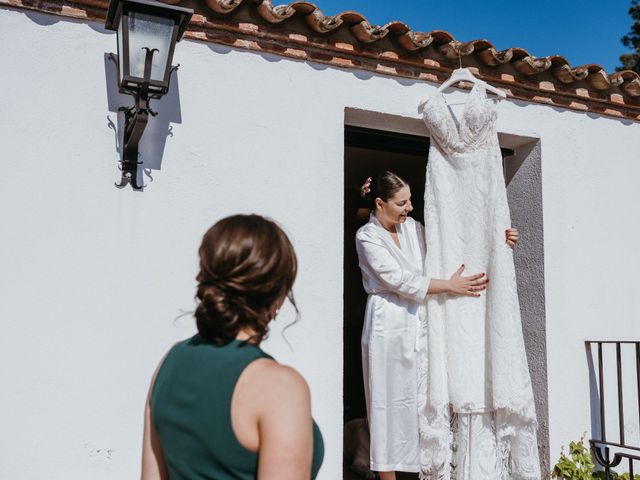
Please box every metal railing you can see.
[586,341,640,479]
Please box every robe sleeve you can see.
[356,229,430,303]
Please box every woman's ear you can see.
[375,197,383,210]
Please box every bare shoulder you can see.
[241,359,311,408]
[245,359,310,394]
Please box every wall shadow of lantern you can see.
[105,0,192,190]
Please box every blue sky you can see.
[313,0,635,73]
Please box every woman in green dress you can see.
[141,214,324,480]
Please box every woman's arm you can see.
[141,386,168,480]
[141,352,172,480]
[251,363,314,479]
[356,232,430,302]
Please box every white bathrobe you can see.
[355,214,430,473]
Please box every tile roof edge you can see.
[2,0,639,121]
[196,0,639,90]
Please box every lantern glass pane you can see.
[127,11,174,83]
[117,15,124,83]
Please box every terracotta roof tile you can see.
[186,0,639,106]
[2,0,640,119]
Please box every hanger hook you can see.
[456,42,463,69]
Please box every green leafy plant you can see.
[552,436,595,480]
[552,435,640,480]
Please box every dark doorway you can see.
[343,126,430,424]
[342,125,428,480]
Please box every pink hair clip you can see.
[360,176,373,197]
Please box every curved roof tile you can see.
[3,0,639,118]
[204,0,242,14]
[174,0,638,99]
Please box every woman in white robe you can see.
[355,171,510,480]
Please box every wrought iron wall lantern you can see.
[105,0,193,189]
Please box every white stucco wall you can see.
[1,7,640,478]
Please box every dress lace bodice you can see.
[420,83,499,156]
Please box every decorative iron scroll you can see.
[586,341,640,479]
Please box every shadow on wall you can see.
[103,53,183,189]
[25,11,61,26]
[586,345,603,442]
[205,40,423,89]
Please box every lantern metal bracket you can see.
[108,49,180,190]
[104,0,193,190]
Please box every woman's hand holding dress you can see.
[426,265,489,297]
[445,265,488,297]
[505,228,519,248]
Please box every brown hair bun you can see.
[195,214,298,344]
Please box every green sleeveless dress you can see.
[151,334,324,479]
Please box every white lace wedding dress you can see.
[417,83,540,480]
